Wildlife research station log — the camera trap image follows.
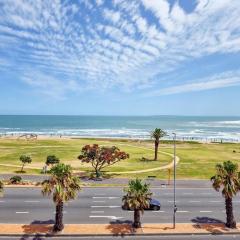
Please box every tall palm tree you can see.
[151,128,166,160]
[211,161,240,228]
[42,163,81,232]
[122,179,152,228]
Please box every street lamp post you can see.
[173,132,177,229]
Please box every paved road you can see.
[1,235,240,240]
[0,187,240,224]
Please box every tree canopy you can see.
[151,128,166,143]
[46,155,60,166]
[78,144,129,177]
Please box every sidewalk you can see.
[0,223,239,236]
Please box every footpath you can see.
[0,223,240,236]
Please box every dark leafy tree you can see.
[122,179,152,228]
[10,176,22,184]
[78,144,129,178]
[19,155,32,172]
[46,155,60,166]
[211,161,240,228]
[151,128,166,160]
[42,163,81,232]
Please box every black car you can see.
[122,198,161,211]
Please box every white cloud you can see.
[0,0,239,98]
[104,9,121,23]
[22,70,83,99]
[144,71,240,96]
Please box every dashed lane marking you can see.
[93,197,119,199]
[89,216,124,220]
[91,205,121,208]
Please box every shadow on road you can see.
[191,216,229,234]
[20,220,54,240]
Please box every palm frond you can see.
[211,161,240,198]
[41,163,81,204]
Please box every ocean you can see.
[0,115,240,142]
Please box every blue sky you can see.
[0,0,240,116]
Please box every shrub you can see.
[46,155,60,166]
[10,176,22,184]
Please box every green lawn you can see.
[0,138,239,179]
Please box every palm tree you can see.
[122,179,152,228]
[42,163,81,232]
[211,161,240,228]
[151,128,166,160]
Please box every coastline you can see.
[0,133,239,143]
[0,115,240,143]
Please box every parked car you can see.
[122,198,161,211]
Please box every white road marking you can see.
[54,211,67,214]
[163,193,172,195]
[93,201,106,203]
[89,216,123,220]
[200,193,212,195]
[91,211,104,213]
[233,200,240,203]
[189,201,200,203]
[177,211,189,213]
[200,211,212,213]
[153,210,165,213]
[24,200,40,203]
[16,212,29,214]
[209,201,221,203]
[91,205,121,208]
[168,201,179,203]
[0,201,5,203]
[93,197,119,199]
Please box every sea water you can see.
[0,115,239,142]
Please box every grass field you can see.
[0,138,239,179]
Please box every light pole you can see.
[173,132,177,229]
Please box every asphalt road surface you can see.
[0,187,240,224]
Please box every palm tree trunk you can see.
[53,201,64,232]
[225,196,236,228]
[154,141,159,160]
[133,209,141,228]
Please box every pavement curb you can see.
[0,223,240,237]
[1,232,240,237]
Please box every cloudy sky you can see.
[0,0,239,115]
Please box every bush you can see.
[10,176,22,184]
[46,155,60,166]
